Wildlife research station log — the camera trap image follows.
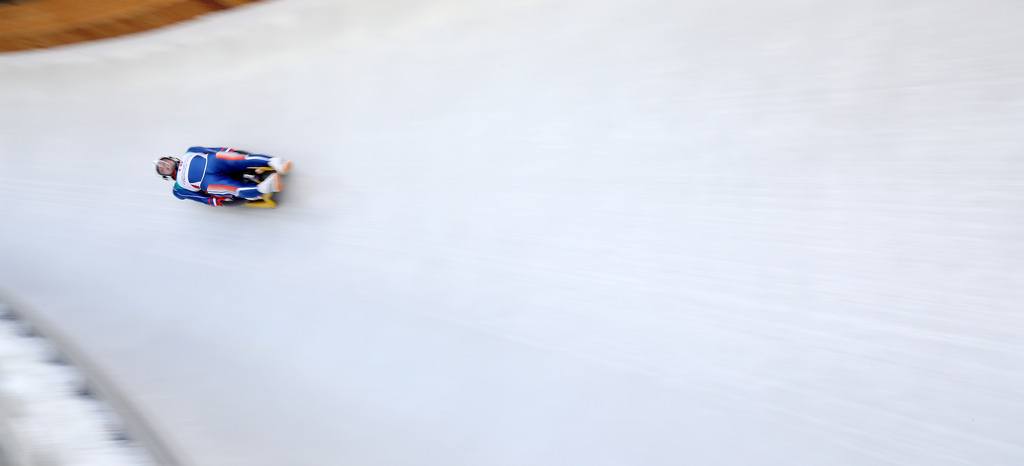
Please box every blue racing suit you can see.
[172,146,275,206]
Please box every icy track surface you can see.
[1,0,1023,465]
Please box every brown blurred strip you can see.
[0,0,260,52]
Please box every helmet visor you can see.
[156,159,176,177]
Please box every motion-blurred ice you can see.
[1,0,1023,465]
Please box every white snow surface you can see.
[0,304,151,466]
[1,0,1024,465]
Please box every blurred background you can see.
[1,0,1023,465]
[0,0,258,52]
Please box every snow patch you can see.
[0,303,152,466]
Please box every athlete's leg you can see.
[202,173,265,201]
[208,152,292,175]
